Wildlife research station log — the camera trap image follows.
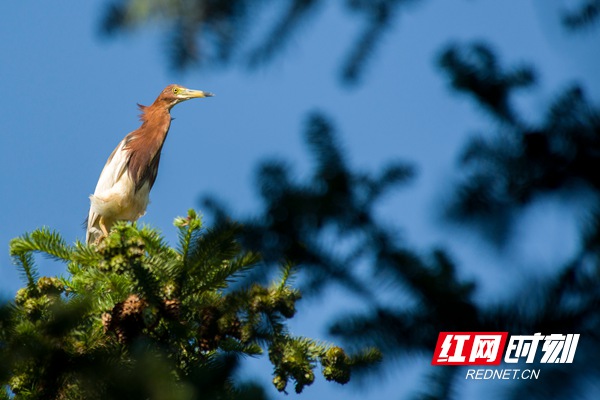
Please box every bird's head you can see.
[157,84,214,109]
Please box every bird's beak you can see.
[182,88,215,99]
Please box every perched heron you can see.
[86,84,214,245]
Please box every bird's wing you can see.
[86,138,131,244]
[93,138,131,195]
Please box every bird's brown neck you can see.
[138,103,172,138]
[125,103,173,191]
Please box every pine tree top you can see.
[2,210,381,399]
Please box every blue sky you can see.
[1,1,599,399]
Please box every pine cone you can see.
[225,317,242,339]
[104,294,148,343]
[101,312,112,333]
[163,298,181,319]
[120,294,146,318]
[198,306,221,351]
[36,277,64,296]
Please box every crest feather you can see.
[137,103,148,122]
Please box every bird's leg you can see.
[99,216,110,239]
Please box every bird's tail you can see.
[86,208,104,245]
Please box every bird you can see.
[86,84,214,245]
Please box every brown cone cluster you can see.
[197,306,242,351]
[102,294,148,343]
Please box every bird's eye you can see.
[172,87,180,94]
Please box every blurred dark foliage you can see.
[438,43,536,125]
[100,1,600,83]
[434,43,600,397]
[101,0,251,69]
[205,112,418,297]
[562,0,600,30]
[100,0,425,83]
[201,107,600,398]
[439,42,600,244]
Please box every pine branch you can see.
[139,224,176,257]
[277,262,296,290]
[195,253,260,293]
[12,252,38,290]
[10,228,72,264]
[175,209,203,268]
[71,240,103,266]
[9,229,72,290]
[2,214,378,397]
[183,222,246,293]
